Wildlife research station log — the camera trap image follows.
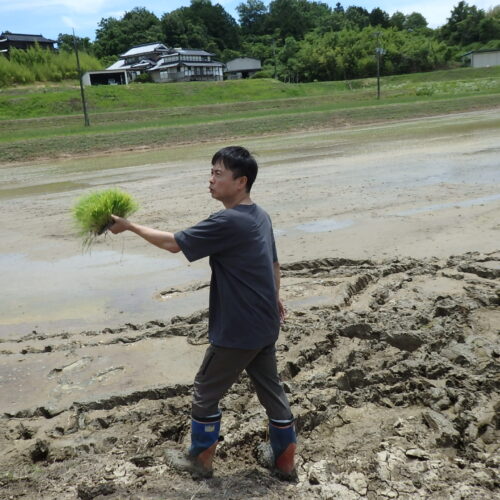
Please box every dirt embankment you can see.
[1,251,498,499]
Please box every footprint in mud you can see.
[92,366,125,382]
[48,356,93,379]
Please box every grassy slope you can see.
[0,66,499,163]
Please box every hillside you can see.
[0,66,499,164]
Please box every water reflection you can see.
[396,193,500,216]
[295,218,353,233]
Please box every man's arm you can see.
[109,215,181,253]
[274,261,286,323]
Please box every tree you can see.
[478,16,500,43]
[94,7,163,58]
[334,2,344,14]
[189,0,240,50]
[161,9,213,50]
[162,0,240,53]
[266,0,311,39]
[345,6,370,29]
[404,12,428,30]
[439,1,485,45]
[57,33,92,53]
[369,8,390,28]
[237,0,268,35]
[390,11,406,30]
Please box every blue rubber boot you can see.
[269,418,297,479]
[188,413,221,478]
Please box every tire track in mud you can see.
[0,251,498,499]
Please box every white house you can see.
[83,43,223,85]
[148,48,224,83]
[462,49,500,68]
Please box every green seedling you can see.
[72,188,139,248]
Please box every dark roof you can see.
[462,49,500,56]
[168,48,215,56]
[0,33,56,43]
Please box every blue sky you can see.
[0,0,495,42]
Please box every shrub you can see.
[415,85,435,96]
[250,69,275,79]
[133,72,153,83]
[0,46,103,87]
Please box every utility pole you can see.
[272,38,277,80]
[376,46,381,100]
[73,29,90,127]
[373,32,384,100]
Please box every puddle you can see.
[0,251,207,337]
[0,181,90,200]
[295,218,353,233]
[396,193,500,216]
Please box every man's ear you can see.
[238,175,248,191]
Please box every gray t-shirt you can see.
[174,204,280,349]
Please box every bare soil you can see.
[0,110,499,499]
[1,252,499,499]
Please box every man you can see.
[110,146,296,479]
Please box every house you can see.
[0,32,56,56]
[83,42,169,86]
[224,58,262,79]
[148,48,224,83]
[83,43,223,85]
[107,42,169,72]
[462,49,500,68]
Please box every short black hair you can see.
[212,146,258,193]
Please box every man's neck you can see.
[223,193,253,209]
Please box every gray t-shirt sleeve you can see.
[174,211,235,262]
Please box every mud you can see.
[1,251,498,499]
[2,110,500,337]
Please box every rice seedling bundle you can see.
[73,188,139,248]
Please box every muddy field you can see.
[0,110,499,499]
[1,251,499,499]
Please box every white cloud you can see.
[61,15,75,28]
[0,0,112,14]
[383,0,498,28]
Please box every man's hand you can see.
[109,214,131,234]
[278,297,286,325]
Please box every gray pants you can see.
[192,343,292,421]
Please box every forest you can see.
[1,0,499,86]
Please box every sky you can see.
[0,0,496,42]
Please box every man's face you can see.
[209,161,245,202]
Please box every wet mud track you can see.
[0,251,499,499]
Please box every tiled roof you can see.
[0,33,56,43]
[172,49,215,56]
[120,43,168,57]
[107,59,127,70]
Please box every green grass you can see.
[0,66,498,163]
[72,188,139,249]
[2,66,498,119]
